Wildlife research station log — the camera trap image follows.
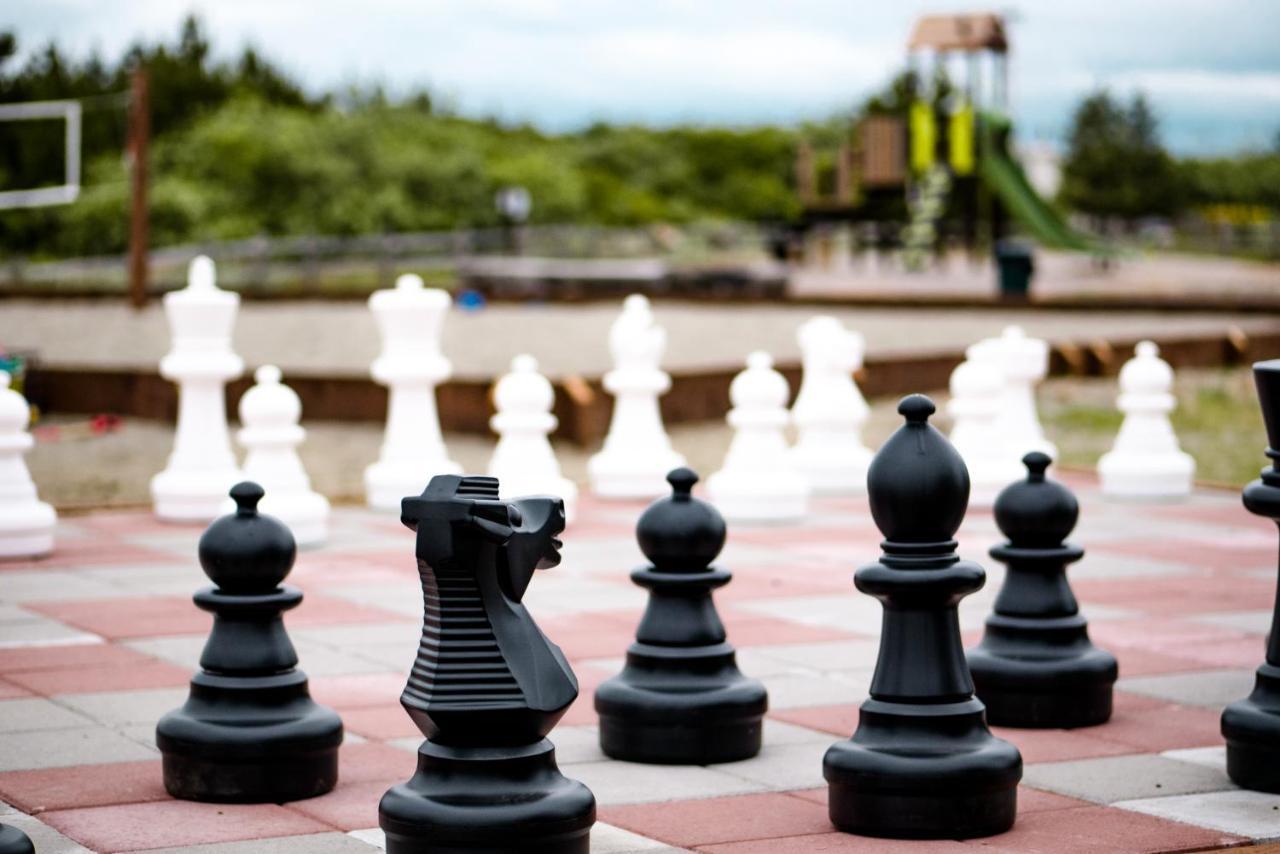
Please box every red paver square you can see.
[342,705,423,740]
[723,614,863,647]
[960,803,1244,852]
[0,643,157,674]
[1073,574,1276,616]
[310,672,406,710]
[283,779,387,831]
[1088,617,1246,652]
[0,677,32,700]
[1089,693,1224,753]
[6,659,191,695]
[988,726,1135,764]
[0,760,166,813]
[701,834,972,852]
[1109,645,1213,677]
[560,664,611,727]
[540,613,641,660]
[601,792,830,847]
[0,536,178,573]
[39,799,328,851]
[1094,538,1272,574]
[339,741,415,785]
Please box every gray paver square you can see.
[0,570,133,603]
[143,832,382,853]
[763,671,870,710]
[0,726,154,770]
[126,634,386,677]
[0,812,91,853]
[751,639,881,672]
[1021,754,1235,804]
[0,619,101,648]
[1115,789,1280,840]
[1190,611,1275,635]
[55,688,189,727]
[716,740,829,791]
[593,821,689,852]
[1163,746,1227,770]
[1117,669,1255,709]
[568,760,766,805]
[0,698,95,732]
[1069,554,1200,580]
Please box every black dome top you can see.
[867,395,970,544]
[994,452,1078,547]
[636,467,726,572]
[198,481,296,593]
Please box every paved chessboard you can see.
[2,474,1278,853]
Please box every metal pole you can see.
[128,67,149,308]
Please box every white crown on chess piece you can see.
[992,325,1057,460]
[1098,341,1195,499]
[229,366,330,546]
[589,295,685,499]
[489,355,578,522]
[150,256,245,522]
[790,316,873,495]
[0,371,56,558]
[364,274,461,510]
[708,351,810,523]
[949,339,1025,508]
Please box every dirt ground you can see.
[25,366,1263,511]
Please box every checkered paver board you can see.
[2,474,1279,853]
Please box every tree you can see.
[1058,90,1181,223]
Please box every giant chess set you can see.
[0,257,1276,853]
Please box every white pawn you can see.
[993,325,1057,459]
[708,352,810,523]
[1099,341,1195,499]
[365,274,461,510]
[0,372,56,558]
[151,256,244,522]
[790,316,873,495]
[588,295,685,498]
[488,355,578,523]
[948,340,1024,508]
[232,366,330,547]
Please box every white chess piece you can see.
[231,366,330,546]
[949,340,1024,508]
[364,274,461,509]
[150,255,244,521]
[992,325,1057,459]
[588,295,685,498]
[0,372,56,558]
[708,351,810,523]
[488,355,578,523]
[790,316,873,495]
[1098,341,1195,499]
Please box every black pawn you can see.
[966,452,1118,727]
[0,824,33,854]
[380,475,594,854]
[824,395,1021,839]
[595,467,768,764]
[156,482,342,803]
[1223,359,1280,791]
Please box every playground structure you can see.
[794,13,1095,270]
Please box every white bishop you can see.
[150,255,244,521]
[708,351,810,523]
[488,355,578,523]
[365,274,460,510]
[0,372,56,558]
[232,366,330,546]
[1098,341,1195,499]
[588,295,685,498]
[790,316,872,495]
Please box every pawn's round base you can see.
[156,671,343,803]
[380,738,594,854]
[968,647,1117,729]
[595,647,767,764]
[824,699,1021,839]
[0,824,33,854]
[1098,453,1194,500]
[1222,664,1280,792]
[0,525,55,560]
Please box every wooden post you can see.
[127,67,149,308]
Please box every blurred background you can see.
[1,1,1278,506]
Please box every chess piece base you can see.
[595,644,767,764]
[380,738,595,854]
[0,824,34,854]
[366,459,462,511]
[824,698,1020,839]
[706,473,808,524]
[157,670,342,803]
[1222,663,1280,792]
[152,468,243,522]
[791,445,871,496]
[588,450,686,500]
[1098,452,1194,499]
[0,506,55,559]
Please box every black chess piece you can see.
[823,395,1022,839]
[966,452,1118,728]
[0,824,33,854]
[595,467,767,764]
[156,481,342,803]
[379,475,595,854]
[1223,359,1280,792]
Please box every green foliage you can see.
[1177,153,1280,210]
[1058,90,1182,220]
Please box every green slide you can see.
[978,113,1098,252]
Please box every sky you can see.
[6,0,1280,154]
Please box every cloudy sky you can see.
[7,0,1280,153]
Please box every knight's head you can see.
[400,474,565,602]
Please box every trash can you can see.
[994,239,1035,299]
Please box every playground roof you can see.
[907,13,1008,53]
